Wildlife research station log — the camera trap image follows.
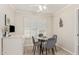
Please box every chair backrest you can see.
[53,35,57,43]
[46,38,56,48]
[32,36,35,45]
[46,35,57,48]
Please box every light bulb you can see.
[38,5,43,11]
[43,5,47,10]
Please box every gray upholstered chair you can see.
[53,35,57,52]
[42,37,57,55]
[32,36,40,54]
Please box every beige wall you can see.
[52,5,79,54]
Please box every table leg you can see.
[42,47,44,54]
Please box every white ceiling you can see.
[14,4,68,14]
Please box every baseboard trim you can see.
[57,45,73,55]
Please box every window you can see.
[23,17,48,38]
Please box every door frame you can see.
[76,9,79,55]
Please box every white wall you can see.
[0,4,15,54]
[52,5,79,54]
[15,10,53,46]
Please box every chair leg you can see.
[51,48,55,55]
[33,46,36,55]
[42,47,44,55]
[33,46,35,54]
[37,45,40,54]
[55,46,57,52]
[46,48,47,55]
[39,45,41,55]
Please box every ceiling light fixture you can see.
[37,5,47,12]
